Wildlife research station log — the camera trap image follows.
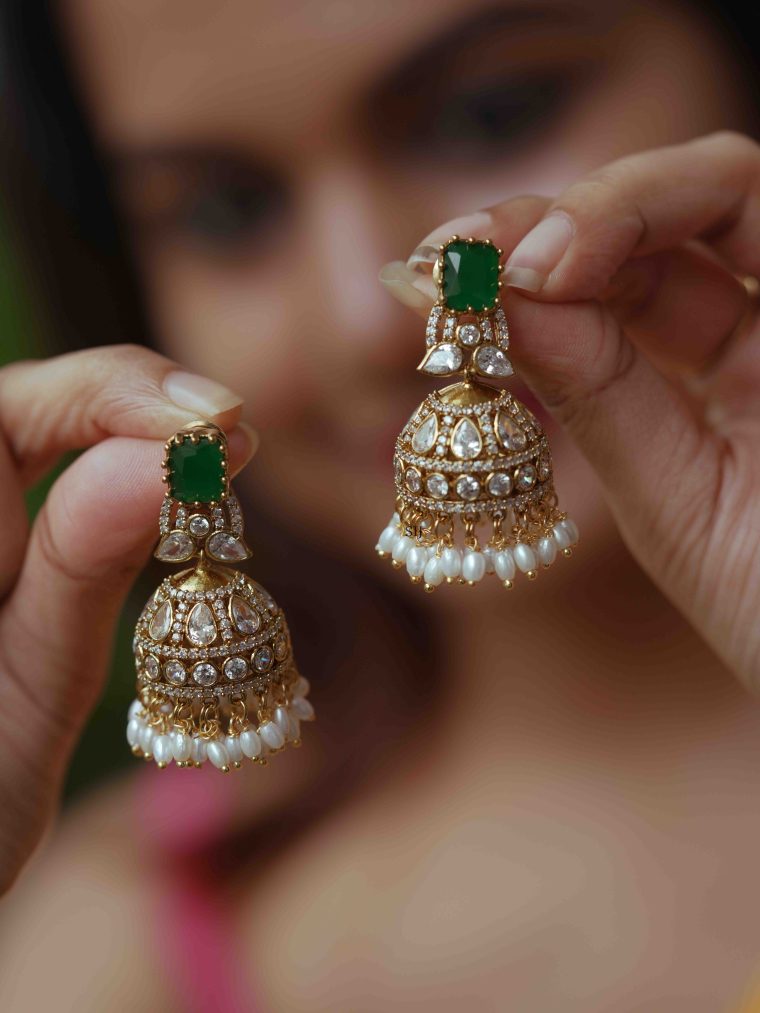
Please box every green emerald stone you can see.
[442,240,500,312]
[168,437,225,503]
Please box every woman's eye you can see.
[393,72,586,162]
[173,174,286,250]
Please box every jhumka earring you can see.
[127,421,314,771]
[376,236,579,589]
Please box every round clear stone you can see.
[426,473,449,499]
[487,472,512,497]
[144,654,160,680]
[223,656,248,681]
[456,475,481,501]
[253,646,273,672]
[192,662,218,686]
[164,660,186,685]
[405,467,422,494]
[515,463,538,491]
[457,323,480,347]
[188,514,211,537]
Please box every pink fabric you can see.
[133,764,260,1013]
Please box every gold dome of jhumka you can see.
[127,422,314,772]
[376,237,579,590]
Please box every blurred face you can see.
[61,0,745,575]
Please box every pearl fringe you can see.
[125,678,314,773]
[375,511,579,590]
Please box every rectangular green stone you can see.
[168,436,225,503]
[442,240,500,312]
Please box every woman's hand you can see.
[384,130,760,694]
[0,345,254,893]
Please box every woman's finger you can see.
[502,130,760,303]
[0,425,255,887]
[0,344,245,485]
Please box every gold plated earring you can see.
[127,421,314,771]
[376,236,579,589]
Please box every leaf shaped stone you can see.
[148,599,173,642]
[229,594,261,635]
[186,602,217,646]
[473,345,514,378]
[451,417,482,460]
[154,530,195,562]
[496,412,527,451]
[205,532,251,561]
[411,414,438,454]
[417,343,463,376]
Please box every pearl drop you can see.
[406,546,427,578]
[462,551,486,582]
[259,721,286,750]
[138,724,155,755]
[483,547,497,574]
[552,523,572,549]
[537,536,557,566]
[391,512,400,526]
[441,547,461,579]
[225,735,243,763]
[513,542,538,573]
[239,728,262,759]
[294,675,310,696]
[126,719,141,748]
[494,549,515,581]
[391,535,413,564]
[190,736,207,764]
[171,732,192,763]
[423,556,444,587]
[560,518,580,544]
[153,734,173,766]
[378,526,398,553]
[206,740,230,770]
[291,696,315,721]
[274,705,291,734]
[128,699,143,722]
[288,714,301,740]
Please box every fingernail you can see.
[378,261,436,310]
[163,370,243,416]
[505,211,574,292]
[407,210,494,269]
[236,420,259,458]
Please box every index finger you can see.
[503,130,760,298]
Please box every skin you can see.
[2,1,760,1010]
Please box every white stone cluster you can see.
[125,677,314,773]
[375,513,579,590]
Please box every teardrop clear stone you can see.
[418,343,463,375]
[148,599,173,642]
[473,345,513,378]
[412,414,438,454]
[186,602,218,646]
[154,530,195,561]
[230,595,261,635]
[496,412,527,451]
[205,532,249,561]
[451,418,482,460]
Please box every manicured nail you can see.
[163,370,243,416]
[378,261,436,310]
[407,210,494,269]
[505,211,574,292]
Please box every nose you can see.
[298,159,420,373]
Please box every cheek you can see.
[143,255,305,426]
